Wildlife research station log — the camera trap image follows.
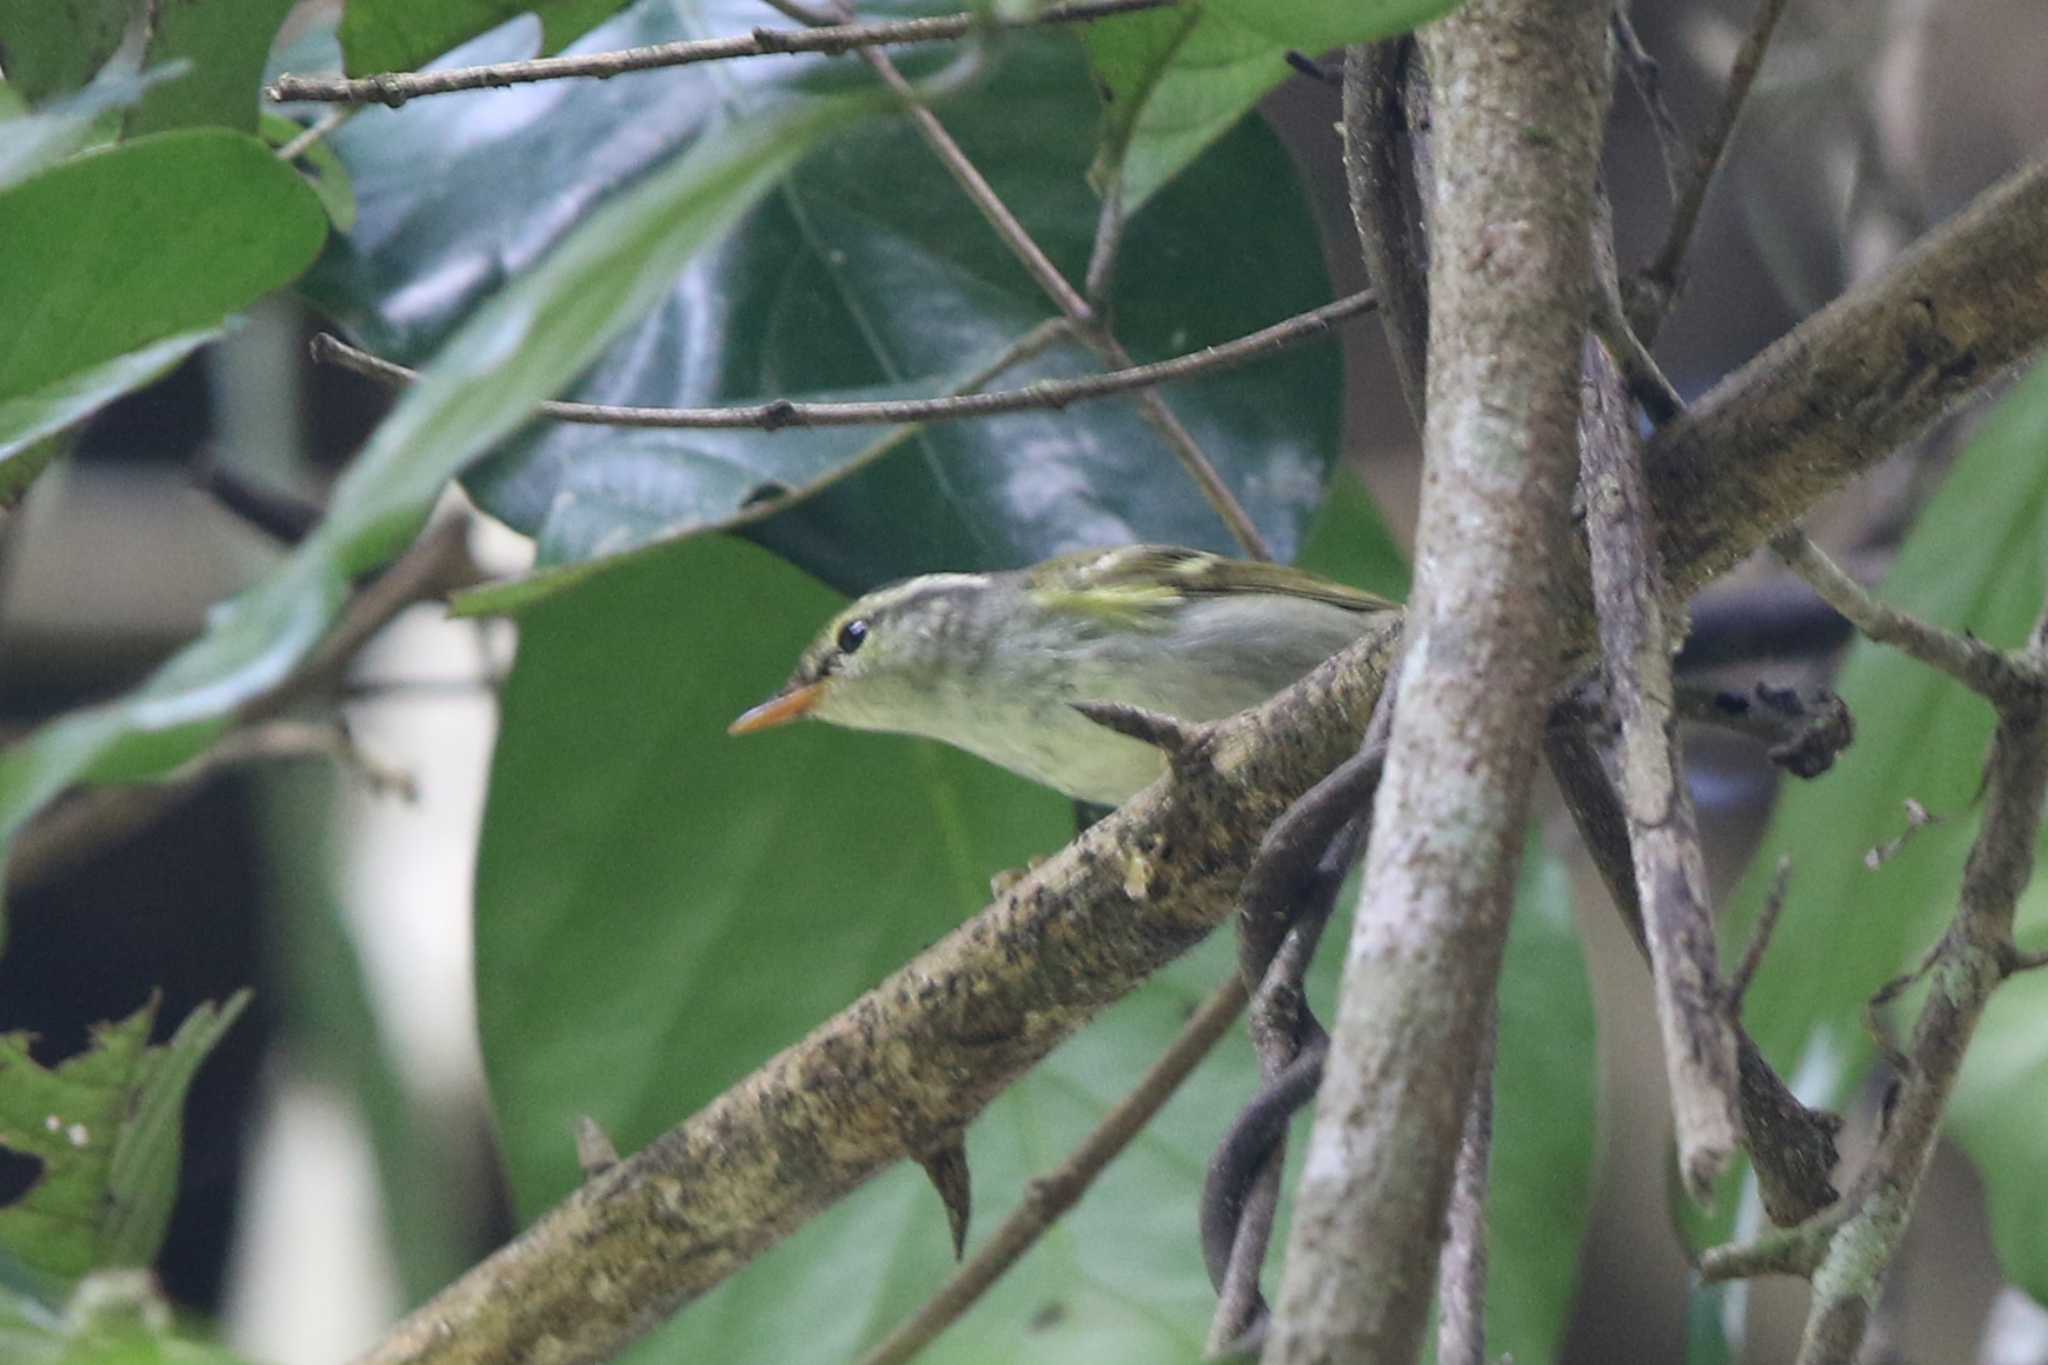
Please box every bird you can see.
[729,545,1401,805]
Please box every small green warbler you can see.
[729,545,1401,805]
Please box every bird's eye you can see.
[836,618,870,654]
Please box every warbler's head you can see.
[727,573,1005,740]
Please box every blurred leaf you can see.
[476,531,1590,1362]
[1294,467,1410,602]
[0,995,248,1288]
[1951,875,2048,1308]
[0,64,187,192]
[125,0,297,136]
[0,332,218,498]
[1202,0,1467,53]
[0,95,868,869]
[1481,844,1597,1362]
[252,765,481,1300]
[1705,359,2048,1245]
[1,1273,253,1365]
[1083,4,1288,214]
[258,112,356,231]
[305,0,1345,600]
[0,0,129,103]
[0,131,327,402]
[339,0,635,77]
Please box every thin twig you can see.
[1589,264,1685,425]
[273,107,353,161]
[1772,529,2029,702]
[1069,701,1207,762]
[1204,692,1395,1350]
[7,517,480,893]
[1729,857,1793,1015]
[853,973,1248,1365]
[310,291,1375,431]
[266,0,1176,105]
[1434,1006,1497,1365]
[838,29,1271,558]
[1083,178,1127,311]
[1611,11,1683,202]
[1631,0,1794,338]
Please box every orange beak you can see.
[727,681,827,735]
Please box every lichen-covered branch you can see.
[357,151,2048,1365]
[1262,1,1614,1359]
[1581,335,1742,1200]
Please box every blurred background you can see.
[3,0,2046,1360]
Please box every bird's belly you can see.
[942,700,1168,806]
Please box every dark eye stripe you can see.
[836,618,869,654]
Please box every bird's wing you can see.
[1025,545,1399,619]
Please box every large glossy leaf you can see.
[0,131,326,403]
[124,0,298,136]
[1082,3,1289,214]
[475,508,1589,1362]
[0,96,869,879]
[1700,360,2048,1255]
[302,0,1345,601]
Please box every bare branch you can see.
[273,107,354,161]
[1631,0,1794,338]
[1729,857,1793,1015]
[1544,706,1843,1225]
[1070,701,1208,763]
[1772,528,2031,702]
[1340,42,1429,428]
[267,0,1176,105]
[1582,324,1742,1201]
[310,291,1377,431]
[1433,1009,1497,1365]
[1265,2,1614,1358]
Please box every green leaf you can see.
[0,0,129,103]
[0,64,186,193]
[0,95,869,866]
[339,0,636,77]
[304,0,1345,601]
[0,332,219,501]
[0,131,328,402]
[124,0,297,135]
[0,996,248,1289]
[2,1274,254,1365]
[1482,843,1597,1362]
[1941,369,2048,1308]
[1294,467,1410,602]
[1083,4,1289,214]
[258,112,356,231]
[1203,0,1468,52]
[475,533,1590,1362]
[1707,359,2048,1245]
